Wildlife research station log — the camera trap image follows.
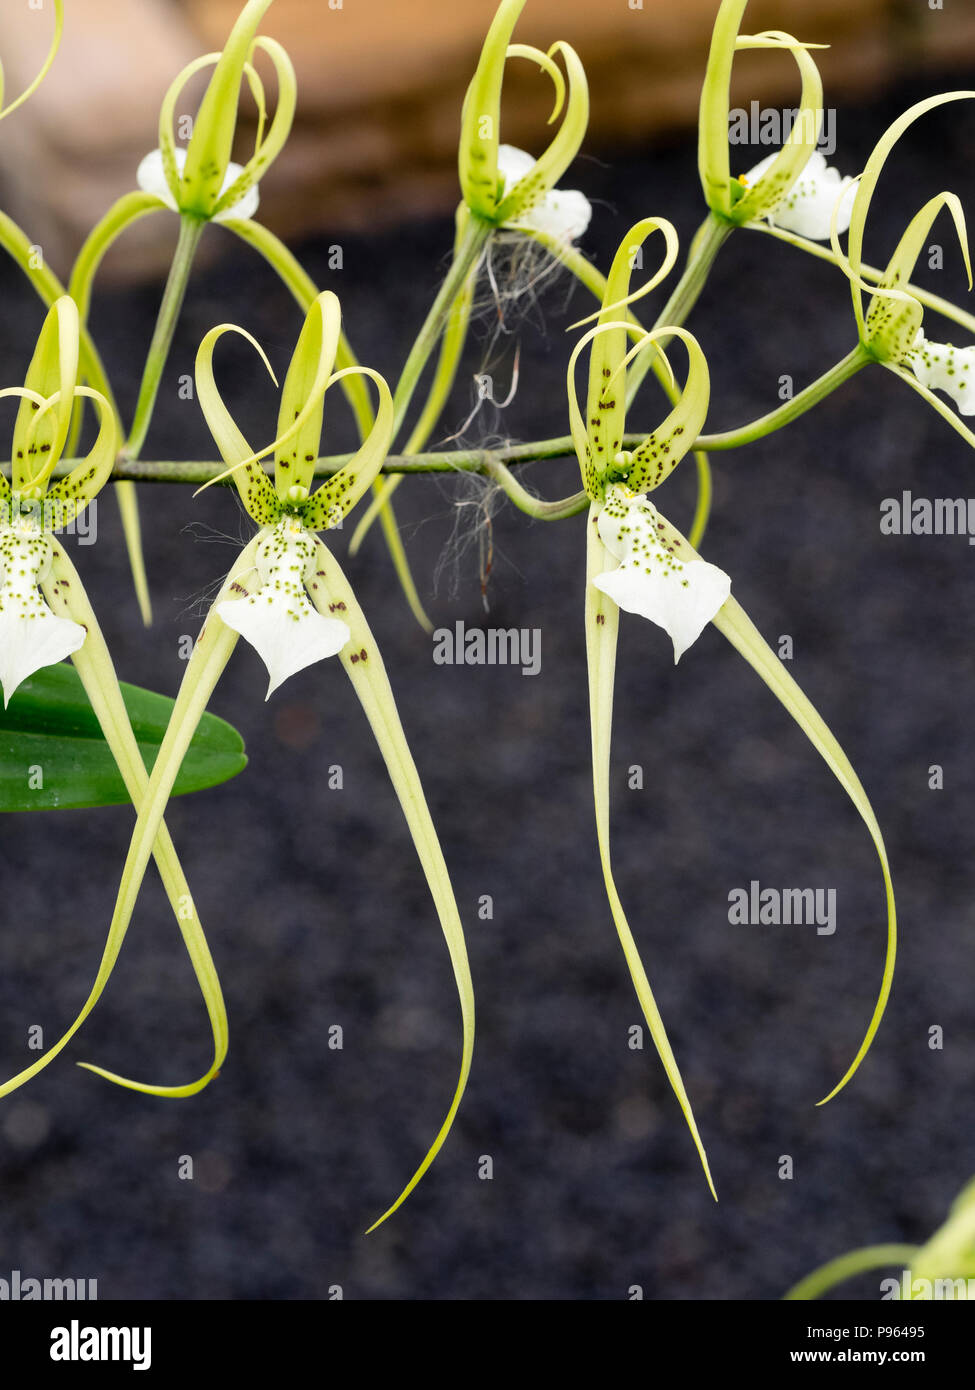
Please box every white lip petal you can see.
[216,522,350,700]
[593,488,731,663]
[136,146,260,222]
[136,148,179,212]
[906,329,975,416]
[741,149,856,240]
[497,144,537,188]
[497,142,591,244]
[0,530,86,707]
[513,188,592,243]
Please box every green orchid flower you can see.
[828,91,975,451]
[137,0,294,224]
[699,0,829,230]
[458,0,589,236]
[556,220,898,1195]
[73,290,474,1233]
[0,298,231,1106]
[0,0,63,124]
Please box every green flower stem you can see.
[695,345,869,450]
[18,436,651,484]
[484,457,587,519]
[125,214,206,460]
[751,220,975,338]
[586,508,717,1199]
[390,214,492,442]
[349,237,479,555]
[784,1245,918,1301]
[0,207,152,625]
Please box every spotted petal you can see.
[592,486,730,662]
[136,147,260,223]
[0,529,85,707]
[497,144,591,244]
[215,520,350,699]
[742,150,856,241]
[905,329,975,416]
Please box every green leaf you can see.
[0,663,246,811]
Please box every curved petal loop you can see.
[194,323,281,525]
[299,367,395,532]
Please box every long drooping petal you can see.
[586,506,717,1198]
[0,538,261,1101]
[310,539,475,1233]
[706,596,896,1103]
[36,540,230,1097]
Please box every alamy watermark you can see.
[727,103,836,157]
[433,620,541,676]
[881,1270,974,1300]
[880,491,975,544]
[0,1268,97,1300]
[728,880,836,935]
[0,495,97,545]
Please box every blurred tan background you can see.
[0,0,973,280]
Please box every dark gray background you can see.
[1,77,974,1301]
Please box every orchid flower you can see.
[138,0,294,224]
[699,0,829,230]
[0,299,232,1108]
[557,220,897,1195]
[74,290,474,1233]
[458,0,589,236]
[826,91,975,451]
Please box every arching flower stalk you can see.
[77,290,474,1233]
[541,221,898,1194]
[0,298,229,1104]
